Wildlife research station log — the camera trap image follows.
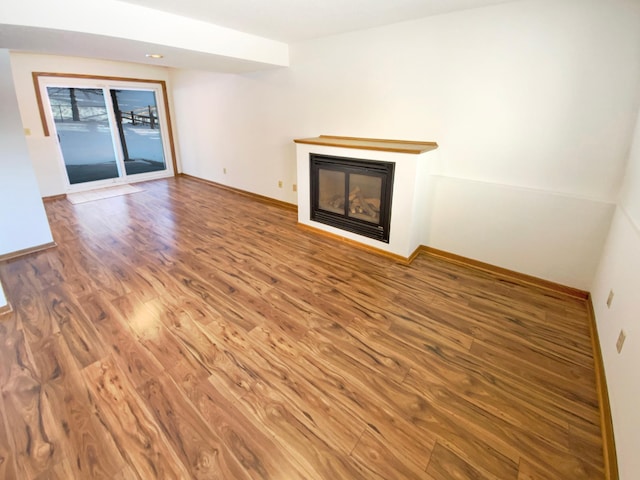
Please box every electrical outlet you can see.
[616,330,626,353]
[292,184,297,192]
[278,180,283,188]
[223,168,227,174]
[606,290,614,308]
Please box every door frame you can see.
[33,72,179,192]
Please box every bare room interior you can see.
[1,0,639,478]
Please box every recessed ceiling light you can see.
[145,53,164,59]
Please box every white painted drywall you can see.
[425,176,615,288]
[1,0,288,68]
[171,0,640,289]
[591,97,640,479]
[8,53,180,197]
[170,68,299,202]
[0,280,6,309]
[0,49,54,257]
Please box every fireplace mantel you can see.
[294,135,438,155]
[295,135,439,261]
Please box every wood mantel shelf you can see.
[293,135,438,154]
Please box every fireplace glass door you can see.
[311,154,394,242]
[347,174,382,222]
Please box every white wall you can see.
[0,49,53,257]
[0,280,7,309]
[9,53,179,197]
[424,176,615,287]
[171,0,640,289]
[170,68,299,202]
[591,98,640,479]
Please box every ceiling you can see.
[119,0,518,43]
[1,0,519,72]
[0,24,283,74]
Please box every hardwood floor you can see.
[0,176,603,479]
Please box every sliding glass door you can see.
[42,79,173,190]
[47,87,120,184]
[110,89,167,176]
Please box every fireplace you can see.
[294,135,438,260]
[310,154,394,242]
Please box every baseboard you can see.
[407,245,422,263]
[420,246,589,299]
[43,194,67,202]
[586,295,619,480]
[181,173,588,300]
[296,223,415,264]
[0,303,12,317]
[179,173,298,212]
[0,241,57,263]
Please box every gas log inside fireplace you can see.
[310,153,394,242]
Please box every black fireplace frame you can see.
[310,153,394,243]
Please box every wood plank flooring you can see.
[0,176,604,479]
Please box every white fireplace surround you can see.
[295,136,439,260]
